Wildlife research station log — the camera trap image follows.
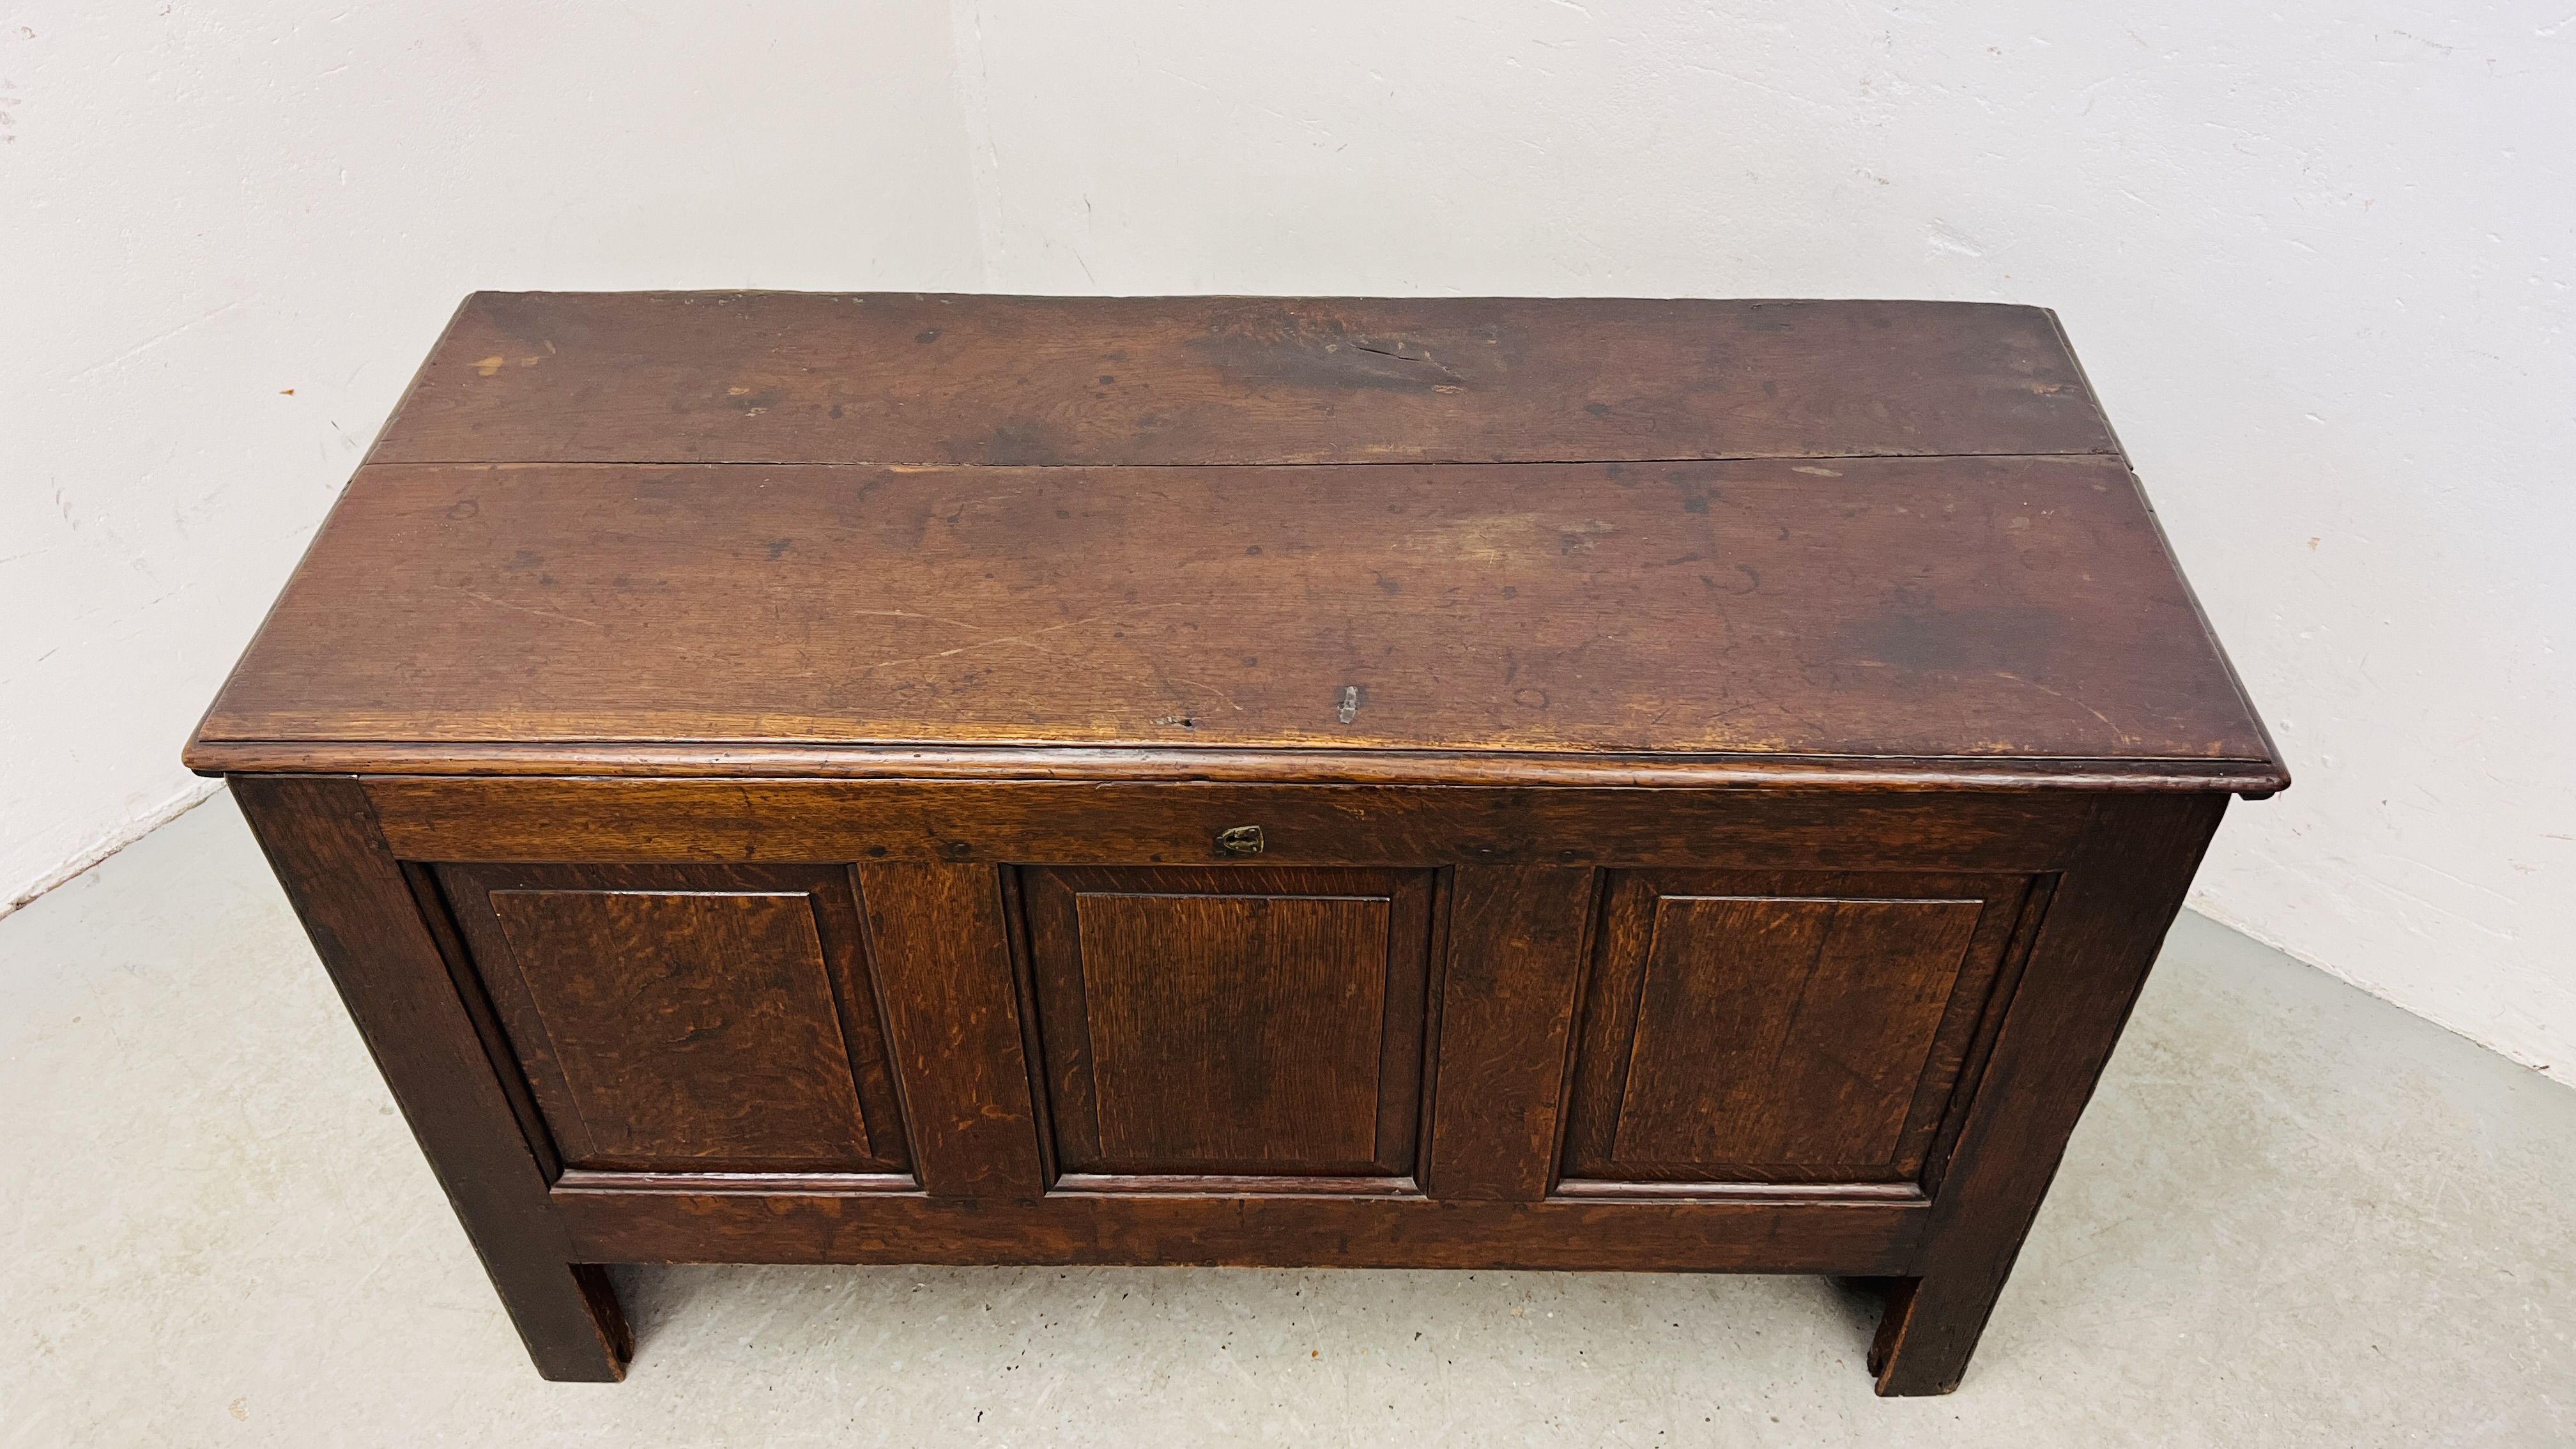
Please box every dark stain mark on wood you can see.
[1187,325,1471,396]
[1852,606,2064,675]
[980,421,1057,466]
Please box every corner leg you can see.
[469,1257,634,1381]
[1825,1275,1965,1395]
[1864,795,2233,1397]
[1864,1274,2001,1397]
[233,777,630,1383]
[488,1260,632,1382]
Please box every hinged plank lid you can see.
[188,294,2283,792]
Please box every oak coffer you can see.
[185,293,2286,1395]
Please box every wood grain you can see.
[360,779,2099,874]
[1420,866,1596,1201]
[371,293,2117,467]
[1084,896,1388,1165]
[551,1183,1929,1276]
[433,865,907,1173]
[1024,866,1433,1177]
[190,456,2274,767]
[188,740,2290,793]
[854,862,1047,1199]
[1614,896,1981,1167]
[1561,870,2032,1186]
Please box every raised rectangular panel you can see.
[1562,870,2035,1188]
[1023,866,1436,1181]
[1617,895,1981,1165]
[436,863,908,1174]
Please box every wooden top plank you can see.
[369,293,2118,467]
[190,457,2277,774]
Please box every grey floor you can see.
[3,793,2570,1447]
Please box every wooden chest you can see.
[186,293,2285,1395]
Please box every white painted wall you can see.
[1,2,979,907]
[9,4,2570,1077]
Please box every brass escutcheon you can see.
[1215,825,1265,857]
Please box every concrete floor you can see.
[3,792,2570,1447]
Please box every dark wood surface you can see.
[371,293,2116,467]
[1561,870,2031,1186]
[852,861,1048,1200]
[188,738,2292,792]
[1024,866,1434,1179]
[551,1186,1926,1275]
[1614,897,1977,1165]
[433,863,908,1174]
[199,294,2280,1396]
[1418,866,1595,1202]
[356,778,2099,871]
[189,456,2275,774]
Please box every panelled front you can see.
[1023,866,1436,1184]
[391,785,2068,1215]
[433,862,910,1176]
[1560,870,2039,1191]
